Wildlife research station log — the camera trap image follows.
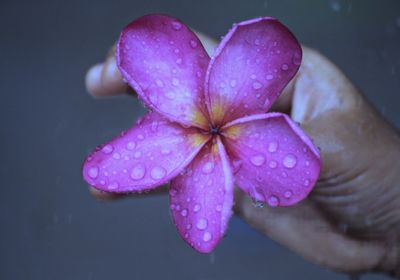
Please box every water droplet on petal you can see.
[230,79,237,87]
[156,79,164,87]
[130,165,146,180]
[176,58,182,64]
[170,188,177,196]
[171,21,182,30]
[232,159,242,173]
[126,141,136,150]
[150,166,167,180]
[172,78,179,86]
[267,141,278,153]
[250,74,257,79]
[193,204,201,212]
[202,161,214,174]
[134,151,142,158]
[305,160,310,166]
[137,134,145,140]
[266,74,274,80]
[107,182,119,190]
[112,153,121,160]
[284,190,293,198]
[215,205,222,212]
[165,91,176,99]
[283,154,297,168]
[281,64,289,71]
[269,160,277,169]
[304,179,310,186]
[161,148,171,155]
[252,81,263,90]
[180,209,188,217]
[196,218,208,230]
[250,155,265,166]
[203,231,212,242]
[267,195,279,207]
[88,167,99,178]
[292,51,302,66]
[102,144,113,154]
[190,39,198,48]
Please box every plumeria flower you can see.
[83,14,321,253]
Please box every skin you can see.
[85,33,400,277]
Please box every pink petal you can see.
[117,14,210,129]
[169,137,233,253]
[205,17,301,125]
[222,113,321,206]
[82,112,209,193]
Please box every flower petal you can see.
[205,17,301,125]
[117,14,210,129]
[222,113,321,206]
[169,137,233,253]
[82,112,209,193]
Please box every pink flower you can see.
[83,14,321,253]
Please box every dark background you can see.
[1,0,399,279]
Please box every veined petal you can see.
[205,17,301,125]
[83,112,209,193]
[117,14,210,129]
[222,113,321,206]
[169,137,233,253]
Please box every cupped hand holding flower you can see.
[83,15,321,253]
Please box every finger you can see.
[234,188,388,273]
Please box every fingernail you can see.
[85,63,103,96]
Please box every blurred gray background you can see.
[1,0,399,279]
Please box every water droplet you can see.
[292,51,302,66]
[253,200,264,208]
[107,182,119,190]
[174,48,180,54]
[230,79,237,87]
[171,21,182,30]
[170,188,177,196]
[215,205,222,212]
[250,74,257,79]
[232,159,242,173]
[203,231,212,242]
[190,39,198,48]
[102,144,113,154]
[281,64,289,71]
[254,39,261,46]
[266,74,274,80]
[267,195,279,207]
[283,154,297,168]
[134,151,142,158]
[269,160,277,169]
[137,134,145,140]
[130,165,146,180]
[176,58,182,64]
[170,204,176,210]
[268,141,278,153]
[112,153,121,160]
[161,148,171,155]
[284,190,293,198]
[172,78,179,86]
[165,91,176,99]
[250,155,265,166]
[150,166,167,180]
[304,179,310,186]
[252,81,263,90]
[156,79,164,87]
[305,160,310,166]
[186,223,192,230]
[202,161,214,174]
[88,167,99,178]
[180,209,188,217]
[193,204,201,212]
[196,218,208,230]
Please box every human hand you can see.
[85,32,400,277]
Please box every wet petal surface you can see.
[205,17,301,125]
[117,14,210,129]
[222,113,321,206]
[83,112,209,192]
[169,137,233,253]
